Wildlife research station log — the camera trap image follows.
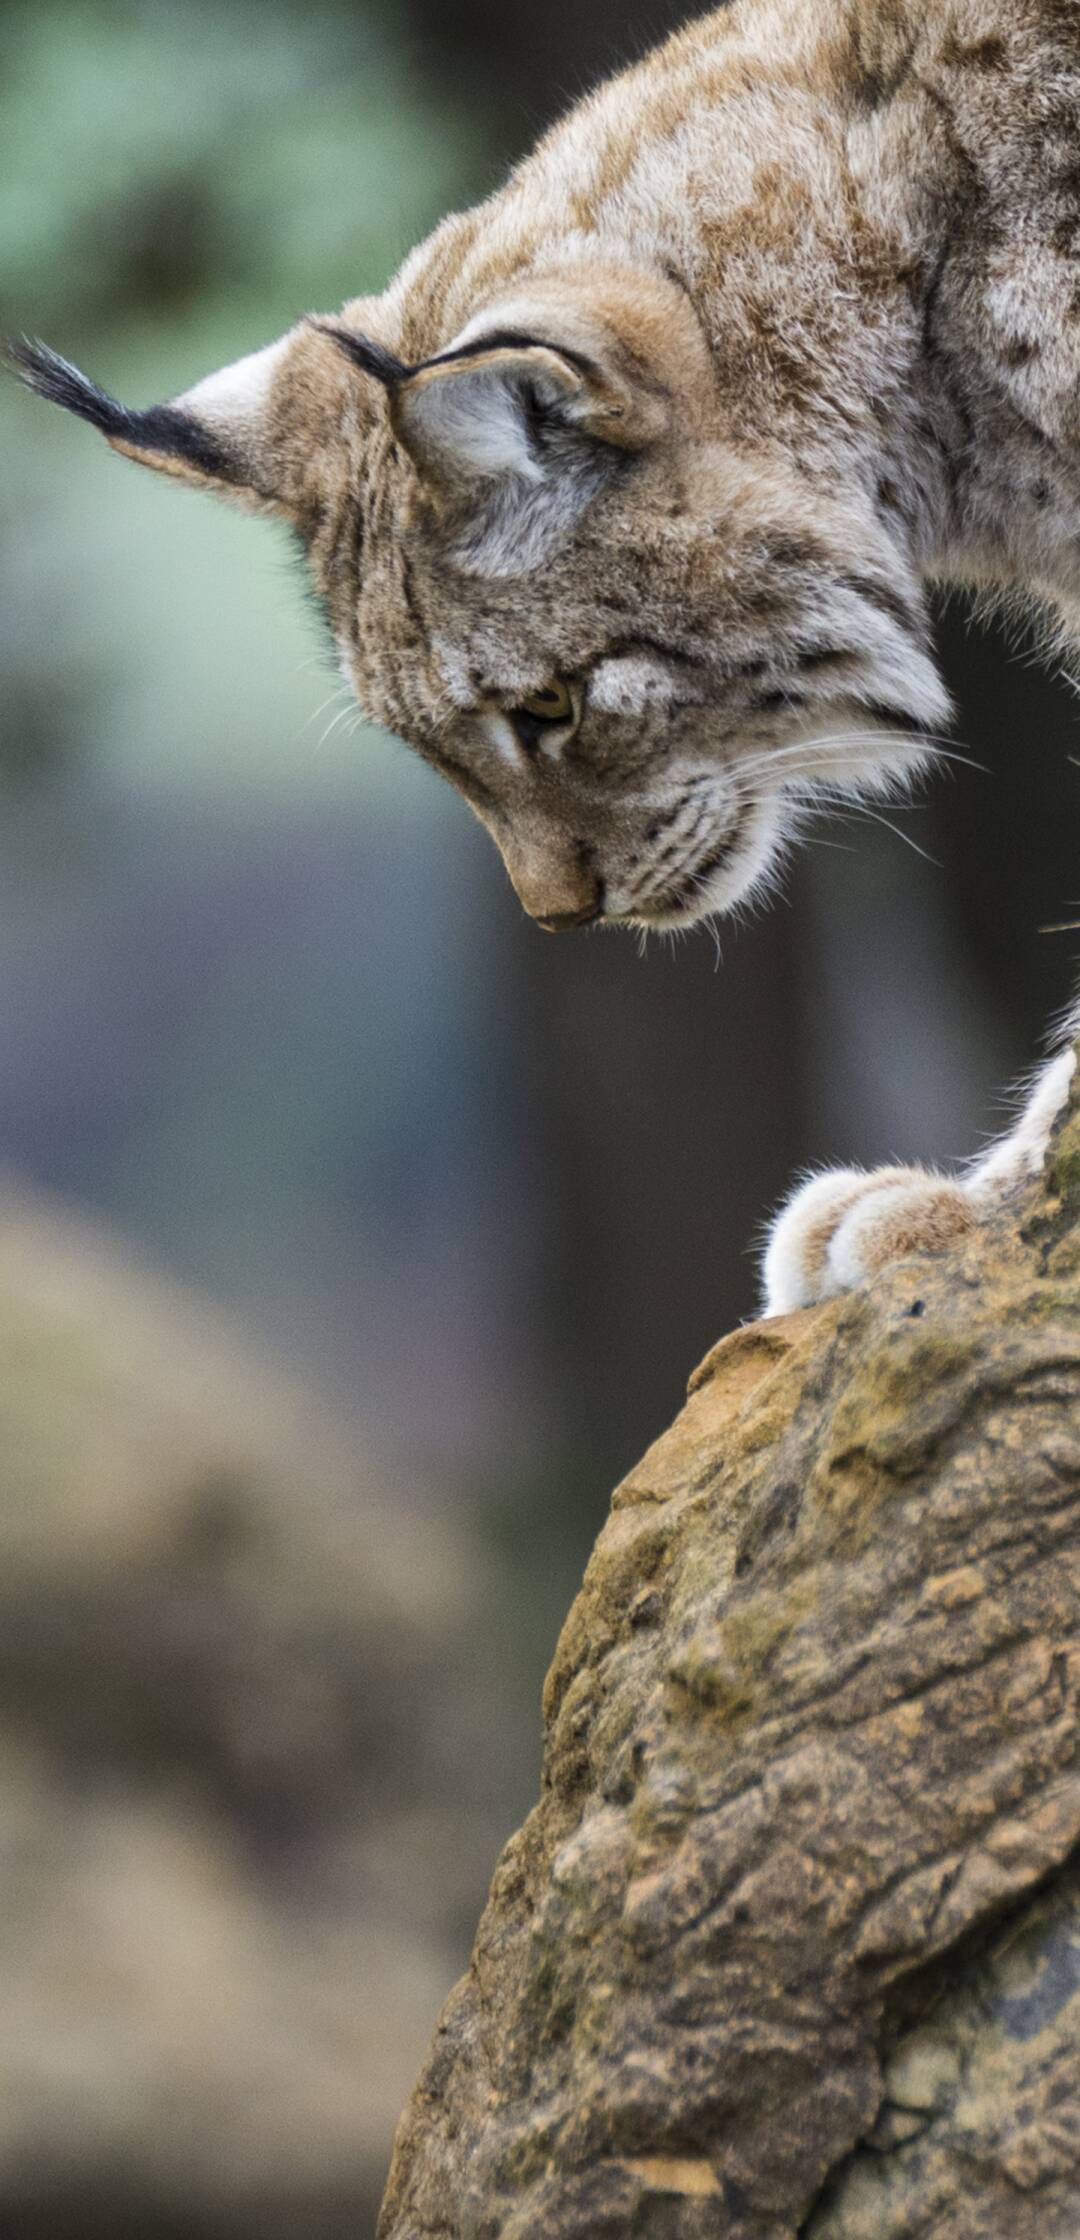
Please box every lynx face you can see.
[7,46,954,947]
[6,278,947,933]
[336,421,947,933]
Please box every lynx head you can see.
[7,264,948,931]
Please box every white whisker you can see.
[315,701,367,755]
[303,685,354,735]
[728,731,981,791]
[761,784,942,867]
[835,802,941,866]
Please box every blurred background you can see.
[1,0,1079,2229]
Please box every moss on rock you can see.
[379,1043,1080,2238]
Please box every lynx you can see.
[9,0,1080,1314]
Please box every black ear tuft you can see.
[3,335,237,481]
[307,320,410,390]
[4,335,126,431]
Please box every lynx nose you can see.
[536,899,602,933]
[507,848,603,931]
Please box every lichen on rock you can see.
[379,1050,1080,2237]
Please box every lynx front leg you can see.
[761,1049,1076,1316]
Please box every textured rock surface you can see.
[379,1052,1080,2238]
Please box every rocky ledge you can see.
[380,1055,1080,2238]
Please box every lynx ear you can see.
[316,317,661,575]
[396,336,657,573]
[4,334,294,513]
[393,340,634,480]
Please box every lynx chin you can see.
[9,0,1080,1314]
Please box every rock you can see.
[0,1186,495,2238]
[379,1052,1080,2237]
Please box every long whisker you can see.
[828,800,941,866]
[747,728,975,767]
[315,701,368,754]
[729,732,983,788]
[762,783,942,867]
[303,684,354,735]
[726,741,900,786]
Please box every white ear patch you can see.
[409,365,546,487]
[180,336,289,435]
[393,344,614,575]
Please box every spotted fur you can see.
[9,0,1080,1306]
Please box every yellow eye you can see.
[515,682,575,725]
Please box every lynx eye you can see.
[515,682,575,725]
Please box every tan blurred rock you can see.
[0,1185,493,2237]
[380,1050,1080,2237]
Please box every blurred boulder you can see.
[0,1182,493,2238]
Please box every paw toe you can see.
[762,1167,911,1315]
[827,1177,976,1290]
[763,1167,977,1315]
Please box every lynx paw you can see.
[762,1165,979,1316]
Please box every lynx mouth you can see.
[626,798,762,928]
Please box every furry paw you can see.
[761,1165,978,1315]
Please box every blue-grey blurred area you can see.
[1,0,1080,2229]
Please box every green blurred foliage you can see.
[0,0,481,331]
[0,0,489,798]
